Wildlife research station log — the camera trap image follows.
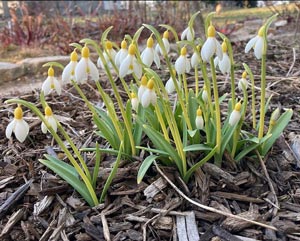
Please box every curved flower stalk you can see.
[42,66,62,96]
[115,39,128,68]
[75,44,99,84]
[138,75,148,101]
[201,25,223,63]
[6,105,29,143]
[229,102,242,126]
[141,35,160,69]
[245,26,264,60]
[97,40,117,70]
[175,46,191,75]
[238,71,249,92]
[119,43,142,79]
[62,50,78,84]
[141,78,157,108]
[165,68,180,94]
[214,41,230,74]
[195,107,204,129]
[41,106,57,134]
[155,30,170,55]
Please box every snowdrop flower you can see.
[191,45,201,68]
[97,40,117,70]
[141,35,160,68]
[115,39,128,68]
[155,30,170,55]
[195,107,204,129]
[141,78,157,108]
[175,46,191,75]
[181,26,195,41]
[62,50,78,84]
[42,66,62,96]
[119,44,142,79]
[245,26,265,60]
[238,71,249,91]
[130,92,139,111]
[165,69,180,94]
[229,102,242,126]
[202,85,208,103]
[138,75,148,101]
[75,44,99,84]
[269,107,280,127]
[6,105,29,143]
[41,106,57,134]
[201,25,223,63]
[214,41,230,74]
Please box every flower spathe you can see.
[214,41,230,74]
[155,30,170,55]
[141,78,157,108]
[138,75,148,101]
[6,105,29,143]
[238,71,249,91]
[42,66,62,96]
[75,44,99,84]
[270,107,280,126]
[175,46,191,75]
[97,40,117,70]
[229,102,242,126]
[165,69,180,94]
[181,26,195,41]
[130,92,139,111]
[115,39,128,68]
[119,44,142,79]
[62,50,78,84]
[245,26,265,60]
[195,107,204,129]
[201,25,223,63]
[41,106,57,134]
[141,35,160,69]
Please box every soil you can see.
[0,17,300,241]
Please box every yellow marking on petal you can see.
[14,106,23,120]
[235,102,242,112]
[221,41,227,53]
[45,106,53,116]
[86,67,90,73]
[129,64,133,70]
[48,67,54,77]
[180,46,187,56]
[121,39,127,49]
[50,83,55,89]
[258,26,265,37]
[163,30,169,39]
[207,25,216,37]
[242,71,247,79]
[71,70,74,75]
[82,45,90,58]
[141,75,148,86]
[130,92,136,99]
[128,44,136,55]
[147,78,154,90]
[196,108,202,116]
[70,50,78,61]
[147,36,154,48]
[105,40,113,50]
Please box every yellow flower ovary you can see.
[196,108,202,116]
[48,67,54,77]
[207,25,216,38]
[121,40,127,49]
[180,46,187,56]
[82,45,90,58]
[130,92,137,99]
[147,36,154,48]
[14,106,23,120]
[45,106,53,116]
[128,44,136,55]
[235,102,242,111]
[221,41,227,53]
[70,50,78,62]
[141,75,148,86]
[163,31,169,39]
[147,78,154,90]
[242,71,247,79]
[258,26,265,37]
[105,40,113,50]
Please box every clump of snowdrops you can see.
[5,12,293,206]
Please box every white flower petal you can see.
[131,98,139,111]
[141,89,151,108]
[119,55,132,78]
[214,56,219,68]
[254,37,264,59]
[53,78,62,95]
[187,28,195,41]
[48,116,57,133]
[141,48,153,67]
[165,78,175,94]
[41,77,51,95]
[202,90,208,102]
[88,59,100,81]
[150,91,157,106]
[201,38,215,62]
[75,58,88,84]
[153,50,161,69]
[238,78,248,91]
[219,53,230,74]
[245,36,258,53]
[41,122,47,134]
[215,39,223,61]
[133,60,142,79]
[163,38,170,54]
[195,116,204,129]
[62,62,72,83]
[97,57,104,69]
[229,110,241,126]
[191,52,199,68]
[185,58,191,73]
[181,27,188,41]
[6,119,16,139]
[15,119,29,143]
[175,56,186,75]
[138,85,147,101]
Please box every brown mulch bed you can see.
[1,25,300,241]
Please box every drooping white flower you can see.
[195,107,204,129]
[62,50,78,84]
[115,39,128,68]
[6,105,29,143]
[75,44,99,84]
[191,45,201,68]
[202,85,208,103]
[141,35,160,69]
[229,102,242,126]
[119,44,142,79]
[141,78,157,108]
[165,69,180,94]
[42,66,62,96]
[175,46,191,75]
[201,25,223,63]
[41,106,57,134]
[214,41,230,74]
[130,92,139,112]
[238,71,249,91]
[155,30,170,55]
[97,40,117,70]
[245,26,265,60]
[138,75,148,101]
[181,26,195,41]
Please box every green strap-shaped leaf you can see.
[137,155,158,184]
[183,144,212,152]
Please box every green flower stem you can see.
[195,67,199,96]
[210,58,221,156]
[203,105,211,144]
[250,75,256,130]
[200,63,214,115]
[154,104,170,143]
[5,99,99,206]
[183,73,188,102]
